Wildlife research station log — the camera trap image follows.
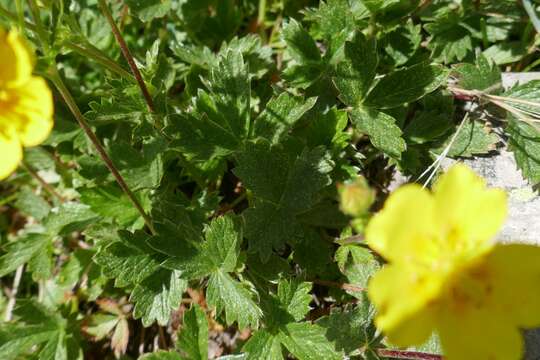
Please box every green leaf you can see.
[364,63,448,109]
[254,92,318,144]
[317,301,377,355]
[176,305,208,360]
[14,188,51,220]
[454,54,501,92]
[243,330,283,360]
[139,351,182,360]
[307,0,357,57]
[383,19,422,66]
[219,35,273,79]
[276,280,312,321]
[80,184,141,226]
[435,120,497,158]
[404,111,453,144]
[277,322,342,360]
[0,324,57,359]
[131,269,187,327]
[350,108,406,159]
[0,234,48,277]
[109,139,166,191]
[203,215,243,273]
[295,107,350,150]
[160,214,242,279]
[483,42,527,65]
[507,119,540,185]
[125,0,172,22]
[84,314,119,340]
[360,0,401,13]
[335,245,380,291]
[425,16,473,64]
[282,19,321,64]
[207,50,251,138]
[44,202,98,236]
[93,231,162,287]
[292,230,333,275]
[206,270,262,329]
[168,51,250,161]
[334,32,378,106]
[0,301,80,360]
[234,142,333,259]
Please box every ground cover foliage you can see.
[1,0,540,359]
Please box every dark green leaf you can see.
[93,231,162,287]
[254,93,317,144]
[454,54,501,92]
[364,63,448,109]
[317,301,377,355]
[282,19,321,64]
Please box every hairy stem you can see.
[97,0,156,113]
[0,5,134,81]
[21,161,65,202]
[4,265,24,321]
[63,41,135,81]
[48,67,156,235]
[26,0,51,54]
[523,0,540,35]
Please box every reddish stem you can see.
[377,349,443,360]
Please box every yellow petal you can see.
[437,307,523,360]
[0,130,22,180]
[10,77,54,146]
[433,164,507,257]
[366,184,440,264]
[368,264,440,345]
[487,244,540,328]
[0,29,34,88]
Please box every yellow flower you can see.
[366,164,540,360]
[0,28,53,180]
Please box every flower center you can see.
[446,261,494,313]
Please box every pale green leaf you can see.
[206,271,262,329]
[176,305,208,360]
[350,108,406,159]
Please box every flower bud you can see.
[338,176,375,217]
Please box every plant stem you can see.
[26,0,51,55]
[523,0,540,35]
[0,5,134,81]
[4,265,24,321]
[20,161,65,202]
[257,0,267,27]
[48,67,156,235]
[97,0,156,113]
[377,349,442,360]
[0,193,18,207]
[312,279,366,293]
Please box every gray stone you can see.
[459,150,540,246]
